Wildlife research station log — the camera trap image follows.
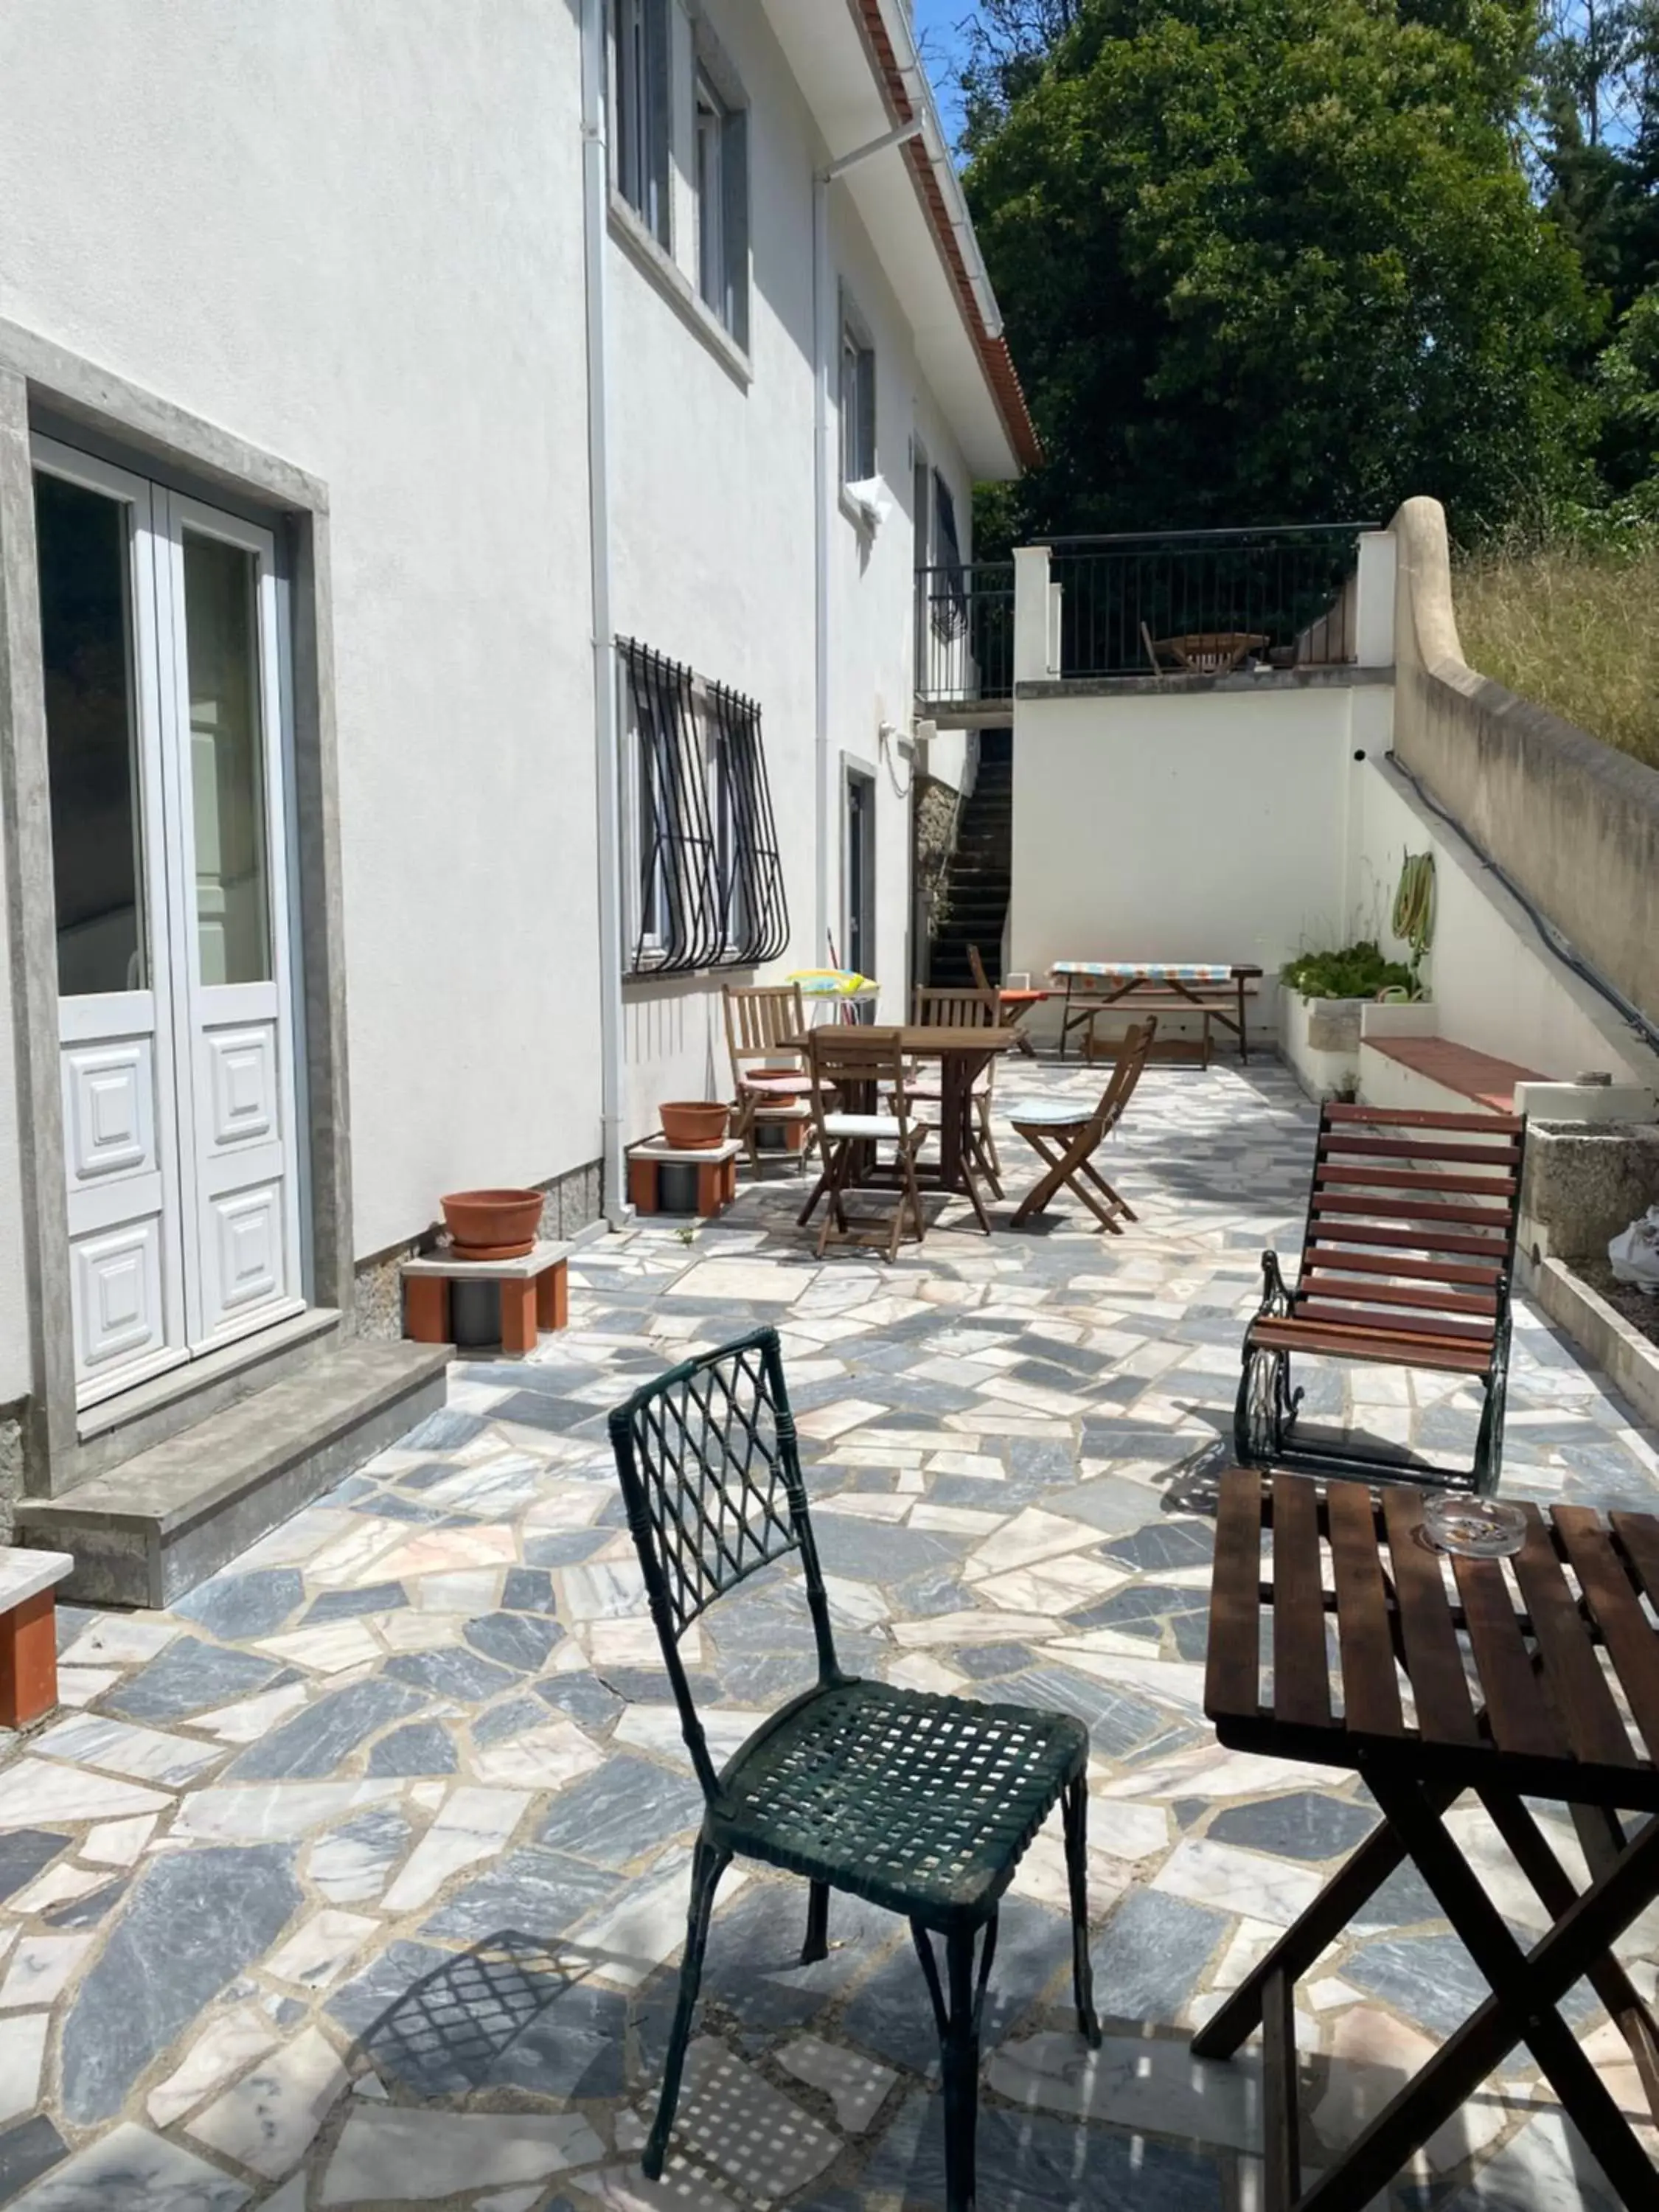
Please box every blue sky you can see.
[911,0,976,146]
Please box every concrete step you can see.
[18,1338,451,1607]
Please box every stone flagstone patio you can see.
[0,1059,1654,2210]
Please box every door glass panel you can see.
[182,532,271,986]
[35,472,148,996]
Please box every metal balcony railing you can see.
[1048,524,1375,679]
[914,561,1015,707]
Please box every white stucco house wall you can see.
[0,0,1034,1590]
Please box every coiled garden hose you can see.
[1391,851,1436,964]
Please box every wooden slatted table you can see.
[1197,1466,1659,2211]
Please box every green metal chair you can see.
[608,1326,1100,2212]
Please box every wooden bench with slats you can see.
[1234,1101,1526,1496]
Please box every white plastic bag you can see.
[1610,1205,1659,1295]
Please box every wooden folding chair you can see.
[967,942,1038,1060]
[722,982,815,1172]
[910,986,1002,1197]
[1006,1017,1156,1231]
[801,1029,931,1262]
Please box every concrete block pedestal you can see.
[0,1551,75,1728]
[403,1239,572,1354]
[628,1136,742,1218]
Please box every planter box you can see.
[1280,991,1365,1102]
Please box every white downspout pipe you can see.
[813,118,924,966]
[581,0,630,1225]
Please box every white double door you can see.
[35,440,304,1411]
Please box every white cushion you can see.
[739,1075,807,1095]
[824,1113,914,1141]
[1009,1099,1091,1126]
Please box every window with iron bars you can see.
[619,639,788,977]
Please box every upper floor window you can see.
[613,0,671,248]
[695,72,749,347]
[841,305,876,484]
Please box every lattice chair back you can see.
[608,1326,840,1799]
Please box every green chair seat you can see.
[714,1677,1087,1930]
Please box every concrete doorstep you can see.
[16,1340,451,1610]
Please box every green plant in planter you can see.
[1281,941,1419,1000]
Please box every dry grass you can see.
[1452,542,1659,771]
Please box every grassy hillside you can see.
[1453,543,1659,771]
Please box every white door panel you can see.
[74,1218,167,1370]
[35,442,191,1403]
[156,491,302,1353]
[63,1037,156,1185]
[203,1023,279,1150]
[35,442,305,1403]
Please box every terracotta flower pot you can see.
[660,1101,730,1150]
[441,1187,543,1260]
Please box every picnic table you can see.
[1051,961,1262,1065]
[788,1024,1014,1234]
[1200,1467,1659,2211]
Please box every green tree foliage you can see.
[1596,282,1659,495]
[959,0,1602,540]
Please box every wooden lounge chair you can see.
[1234,1102,1526,1496]
[803,1029,931,1261]
[1006,1017,1157,1231]
[723,982,815,1170]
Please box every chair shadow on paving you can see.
[353,1933,628,2101]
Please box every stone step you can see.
[18,1338,451,1608]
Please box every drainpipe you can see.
[813,118,925,964]
[581,0,630,1225]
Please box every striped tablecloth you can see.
[1050,961,1237,982]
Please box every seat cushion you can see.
[738,1076,808,1096]
[1008,1099,1091,1127]
[713,1678,1085,1927]
[823,1113,911,1141]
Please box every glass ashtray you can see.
[1420,1493,1528,1559]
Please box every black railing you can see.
[914,561,1015,706]
[1048,524,1374,679]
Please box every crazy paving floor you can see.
[0,1060,1655,2211]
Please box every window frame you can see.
[619,641,787,978]
[612,0,672,249]
[840,299,877,487]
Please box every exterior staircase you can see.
[929,731,1012,987]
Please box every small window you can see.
[694,74,749,344]
[620,640,787,976]
[932,470,967,630]
[841,308,876,484]
[613,0,671,247]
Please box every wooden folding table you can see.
[1198,1467,1659,2211]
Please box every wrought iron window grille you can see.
[620,638,788,978]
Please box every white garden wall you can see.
[1007,680,1392,1042]
[1350,757,1658,1088]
